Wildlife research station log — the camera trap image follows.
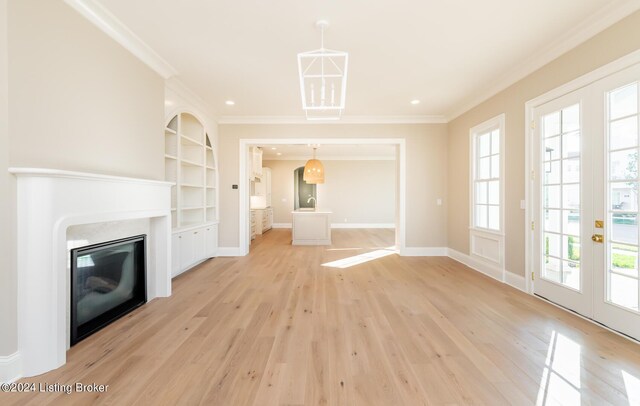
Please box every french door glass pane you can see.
[541,104,582,289]
[610,83,638,120]
[610,116,638,150]
[488,206,499,230]
[607,82,640,313]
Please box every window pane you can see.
[563,235,580,262]
[562,104,580,133]
[545,232,561,258]
[610,149,638,180]
[563,184,580,209]
[610,83,638,121]
[491,155,500,178]
[479,157,491,179]
[544,112,561,138]
[491,130,500,155]
[611,213,638,245]
[562,260,580,290]
[488,206,500,230]
[562,131,580,159]
[563,159,580,183]
[475,205,488,228]
[611,182,638,211]
[544,136,561,161]
[610,116,638,150]
[544,161,561,185]
[545,209,561,233]
[479,133,491,157]
[563,210,580,236]
[610,273,639,311]
[476,182,487,204]
[544,256,562,283]
[544,185,561,208]
[488,181,500,205]
[610,243,638,278]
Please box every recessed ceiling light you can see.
[277,152,282,156]
[225,100,235,106]
[271,147,277,150]
[410,99,420,105]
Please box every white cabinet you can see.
[250,147,263,179]
[252,208,273,235]
[171,224,218,278]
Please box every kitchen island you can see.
[291,209,332,245]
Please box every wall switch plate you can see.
[436,198,442,206]
[520,200,525,209]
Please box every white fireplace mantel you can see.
[9,168,173,378]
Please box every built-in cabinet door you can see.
[179,231,195,271]
[171,233,181,277]
[192,229,206,264]
[205,225,218,257]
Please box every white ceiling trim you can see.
[445,0,640,121]
[217,115,447,125]
[165,77,218,120]
[63,0,178,79]
[263,155,395,161]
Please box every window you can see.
[471,115,504,232]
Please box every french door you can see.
[534,63,640,341]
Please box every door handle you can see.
[591,234,604,243]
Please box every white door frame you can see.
[238,138,406,256]
[525,49,640,295]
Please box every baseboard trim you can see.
[401,247,448,256]
[217,247,244,256]
[447,248,526,292]
[272,223,292,229]
[330,223,395,229]
[0,352,22,383]
[504,270,527,292]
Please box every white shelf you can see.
[181,158,203,167]
[180,134,203,147]
[165,112,217,231]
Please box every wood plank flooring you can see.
[3,229,640,405]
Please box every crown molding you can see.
[165,77,219,121]
[63,0,178,79]
[445,0,640,121]
[263,155,395,161]
[217,115,447,125]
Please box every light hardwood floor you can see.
[3,229,640,405]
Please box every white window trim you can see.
[469,114,506,276]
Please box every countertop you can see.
[291,209,333,214]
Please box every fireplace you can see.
[70,235,147,345]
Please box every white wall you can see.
[219,124,448,249]
[2,0,165,361]
[264,159,396,226]
[7,0,164,179]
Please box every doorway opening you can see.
[239,138,406,255]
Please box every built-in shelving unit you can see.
[165,112,219,278]
[165,113,218,230]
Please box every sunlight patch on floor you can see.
[622,370,640,405]
[536,331,581,406]
[321,247,397,268]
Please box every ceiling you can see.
[259,144,396,160]
[97,0,639,120]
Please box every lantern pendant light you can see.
[303,147,324,184]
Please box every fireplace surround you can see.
[9,168,173,378]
